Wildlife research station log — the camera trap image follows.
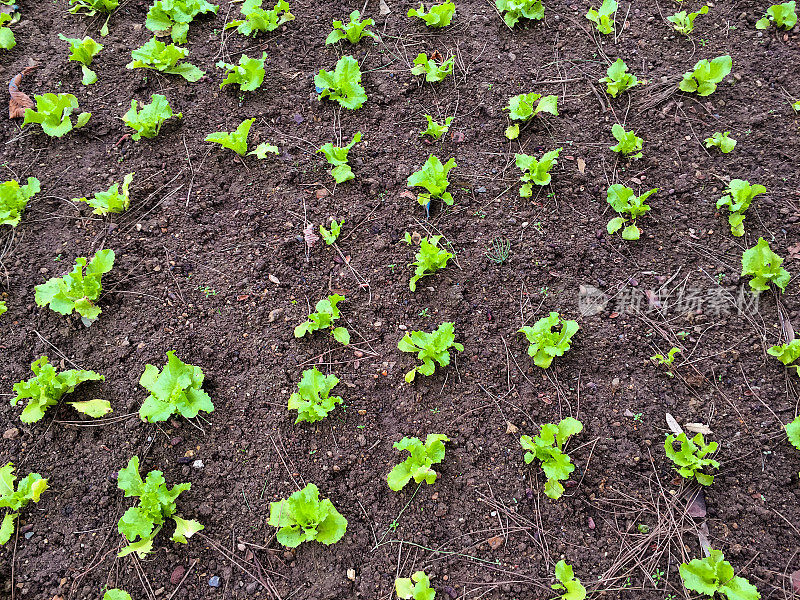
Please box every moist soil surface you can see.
[2,0,800,598]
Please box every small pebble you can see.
[192,460,205,469]
[208,576,220,588]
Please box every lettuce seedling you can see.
[504,92,558,139]
[387,434,448,491]
[288,367,342,424]
[407,1,455,27]
[600,58,638,98]
[22,93,91,137]
[250,142,279,158]
[11,356,104,423]
[69,398,112,417]
[407,155,456,209]
[552,560,587,600]
[117,455,203,558]
[127,37,204,82]
[421,115,452,139]
[74,173,134,215]
[0,300,6,317]
[320,218,343,245]
[123,94,181,140]
[103,590,132,600]
[716,179,765,237]
[318,132,361,183]
[518,312,578,369]
[315,55,367,109]
[217,52,266,91]
[395,571,436,600]
[68,0,117,35]
[35,249,115,321]
[606,184,657,240]
[515,148,562,195]
[741,237,790,292]
[705,131,736,153]
[0,463,48,545]
[0,177,40,227]
[226,0,294,37]
[585,0,617,34]
[679,55,732,96]
[609,124,643,158]
[294,294,350,345]
[59,34,103,85]
[411,53,454,83]
[398,322,463,382]
[664,432,719,486]
[768,340,800,375]
[794,100,800,112]
[787,414,800,454]
[268,483,347,547]
[520,417,583,499]
[756,1,797,29]
[651,347,680,377]
[495,0,544,28]
[0,14,15,49]
[138,350,213,422]
[667,5,709,35]
[326,10,377,44]
[679,549,760,600]
[404,231,453,291]
[146,0,218,43]
[205,118,255,156]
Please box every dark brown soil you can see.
[2,0,800,598]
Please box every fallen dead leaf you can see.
[684,422,712,435]
[9,66,37,119]
[686,489,707,518]
[505,421,518,435]
[303,223,319,250]
[788,242,800,259]
[399,190,416,201]
[665,413,684,436]
[379,0,390,14]
[268,274,280,285]
[577,157,586,174]
[487,535,504,550]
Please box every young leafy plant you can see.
[504,92,558,139]
[585,0,617,34]
[387,434,449,491]
[326,9,377,43]
[117,455,203,558]
[741,238,790,292]
[407,155,457,208]
[515,148,562,195]
[138,351,213,422]
[123,94,181,140]
[664,432,719,486]
[518,312,579,369]
[318,132,361,184]
[679,549,760,600]
[609,123,643,158]
[145,0,218,43]
[705,131,736,153]
[288,367,342,424]
[600,58,638,98]
[407,1,455,27]
[404,231,453,292]
[679,55,732,96]
[395,571,436,600]
[520,417,583,499]
[411,53,454,83]
[127,37,204,82]
[495,0,544,28]
[74,173,134,215]
[268,483,347,547]
[0,300,6,317]
[35,249,115,321]
[667,5,709,35]
[398,322,463,382]
[59,34,103,85]
[651,347,681,377]
[0,177,40,227]
[319,218,343,245]
[294,294,350,345]
[552,560,587,600]
[68,0,117,35]
[716,179,765,237]
[0,463,48,545]
[421,115,452,139]
[226,0,294,36]
[768,340,800,375]
[0,14,15,49]
[11,356,104,423]
[217,52,266,91]
[606,184,657,240]
[756,1,797,30]
[205,118,255,156]
[22,93,91,137]
[102,590,132,600]
[315,55,367,109]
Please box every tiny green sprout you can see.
[667,5,709,35]
[408,1,455,27]
[609,123,643,158]
[600,58,638,98]
[0,300,6,317]
[398,322,463,382]
[504,92,558,139]
[288,367,342,424]
[59,34,103,85]
[679,55,732,96]
[716,179,765,237]
[518,312,579,369]
[22,93,91,137]
[318,132,361,184]
[387,434,449,491]
[741,237,790,293]
[411,53,454,83]
[326,10,377,44]
[395,571,436,600]
[755,2,797,30]
[420,115,453,139]
[637,523,650,534]
[73,173,134,215]
[664,432,719,486]
[102,590,132,600]
[205,118,255,157]
[515,148,562,195]
[793,99,800,111]
[294,294,350,345]
[651,347,681,376]
[520,417,583,499]
[0,463,48,545]
[0,177,40,227]
[226,0,294,37]
[315,55,367,109]
[495,0,544,28]
[319,218,344,245]
[127,37,204,82]
[123,94,181,140]
[606,184,657,240]
[217,52,267,92]
[586,0,617,34]
[679,549,760,600]
[485,236,511,264]
[404,232,453,291]
[407,155,456,208]
[705,131,736,153]
[768,339,800,375]
[552,560,587,600]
